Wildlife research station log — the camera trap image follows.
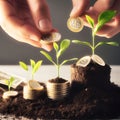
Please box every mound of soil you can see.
[0,82,120,119]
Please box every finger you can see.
[95,19,120,38]
[41,43,53,51]
[70,0,90,17]
[92,0,115,13]
[27,0,52,33]
[0,1,43,47]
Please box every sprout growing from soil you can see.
[40,39,78,77]
[72,10,119,55]
[19,59,42,80]
[5,77,15,91]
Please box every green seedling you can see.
[40,39,78,77]
[72,10,119,55]
[19,59,42,80]
[5,77,15,91]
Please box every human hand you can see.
[0,0,54,51]
[70,0,120,38]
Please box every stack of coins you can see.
[46,81,70,100]
[23,80,44,100]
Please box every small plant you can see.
[72,10,119,55]
[19,59,42,80]
[40,39,78,77]
[5,77,15,91]
[2,77,18,99]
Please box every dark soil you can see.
[71,62,111,87]
[49,77,67,83]
[0,63,120,119]
[0,82,120,119]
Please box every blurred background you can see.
[0,0,120,65]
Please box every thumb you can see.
[27,0,52,33]
[70,0,90,17]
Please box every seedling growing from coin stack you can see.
[40,39,78,78]
[19,60,44,100]
[2,77,18,99]
[40,39,78,100]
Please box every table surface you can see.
[0,65,120,86]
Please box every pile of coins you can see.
[46,81,70,100]
[23,80,44,100]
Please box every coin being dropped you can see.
[67,17,84,32]
[41,32,61,44]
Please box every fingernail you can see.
[39,19,52,32]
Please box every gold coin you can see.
[2,91,18,99]
[28,80,44,90]
[67,17,84,32]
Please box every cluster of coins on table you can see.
[46,81,70,100]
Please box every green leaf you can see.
[72,40,92,48]
[9,77,14,91]
[57,39,70,58]
[5,80,9,86]
[60,58,78,66]
[5,77,15,91]
[30,59,35,69]
[85,15,94,28]
[32,60,42,75]
[53,42,59,52]
[19,61,28,71]
[40,51,56,65]
[95,41,119,49]
[94,10,116,33]
[60,39,70,51]
[106,42,119,46]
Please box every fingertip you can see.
[41,43,53,51]
[39,19,52,33]
[70,0,90,17]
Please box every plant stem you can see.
[8,81,10,91]
[8,86,10,91]
[57,65,60,78]
[57,57,60,78]
[92,31,95,55]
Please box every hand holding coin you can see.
[40,32,61,44]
